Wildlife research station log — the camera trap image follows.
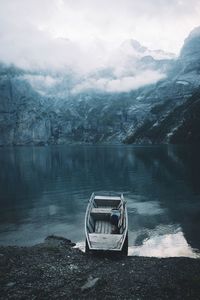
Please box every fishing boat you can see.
[85,192,128,255]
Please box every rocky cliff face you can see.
[124,89,200,144]
[179,27,200,74]
[124,27,200,144]
[0,67,51,146]
[0,27,200,146]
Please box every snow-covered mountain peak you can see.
[120,39,175,60]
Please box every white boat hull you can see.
[85,192,128,255]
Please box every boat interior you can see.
[86,194,128,251]
[87,196,124,235]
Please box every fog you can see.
[73,70,166,93]
[0,0,200,92]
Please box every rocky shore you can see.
[1,236,200,300]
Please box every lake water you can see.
[0,144,200,258]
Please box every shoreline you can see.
[1,235,200,299]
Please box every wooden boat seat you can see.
[91,207,112,217]
[94,196,121,208]
[89,233,122,250]
[94,196,121,200]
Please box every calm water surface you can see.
[0,145,200,258]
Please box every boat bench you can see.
[91,208,112,216]
[94,196,121,208]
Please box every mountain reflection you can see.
[129,230,199,258]
[0,145,200,257]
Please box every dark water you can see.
[0,145,200,257]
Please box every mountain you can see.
[121,39,175,60]
[124,26,200,144]
[179,27,200,73]
[0,28,200,146]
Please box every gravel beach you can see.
[1,236,200,300]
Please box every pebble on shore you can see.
[0,235,200,300]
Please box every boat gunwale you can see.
[85,192,128,252]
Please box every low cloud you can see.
[0,0,199,94]
[0,0,200,71]
[73,70,166,93]
[23,75,60,89]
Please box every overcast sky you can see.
[0,0,200,70]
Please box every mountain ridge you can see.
[0,28,200,146]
